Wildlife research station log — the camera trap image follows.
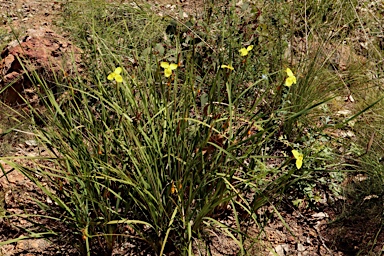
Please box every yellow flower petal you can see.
[169,63,178,70]
[292,149,300,159]
[296,158,303,169]
[114,67,122,75]
[221,64,234,70]
[164,68,172,77]
[247,45,254,51]
[284,68,297,87]
[115,74,123,83]
[161,62,170,69]
[107,73,115,81]
[285,77,295,87]
[292,150,304,169]
[286,68,294,77]
[239,48,248,56]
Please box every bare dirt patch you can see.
[0,1,80,255]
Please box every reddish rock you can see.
[0,28,82,105]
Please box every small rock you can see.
[25,140,38,147]
[336,110,351,116]
[311,212,329,219]
[0,28,83,105]
[297,243,305,252]
[282,244,289,253]
[287,235,295,242]
[16,238,51,252]
[236,0,243,7]
[274,244,289,256]
[273,245,284,256]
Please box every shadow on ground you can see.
[322,173,384,255]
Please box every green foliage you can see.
[1,0,384,255]
[22,1,314,254]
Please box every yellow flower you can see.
[171,180,182,194]
[239,45,254,56]
[161,62,178,78]
[171,181,176,194]
[107,67,123,83]
[221,64,234,70]
[285,68,297,87]
[292,150,303,169]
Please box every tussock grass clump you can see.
[1,0,384,255]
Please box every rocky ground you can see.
[0,0,383,255]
